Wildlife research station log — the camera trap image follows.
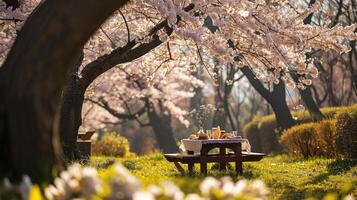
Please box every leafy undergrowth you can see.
[89,153,356,200]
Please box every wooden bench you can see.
[76,131,95,161]
[164,142,265,175]
[78,130,95,140]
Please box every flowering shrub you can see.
[1,163,268,200]
[91,132,131,157]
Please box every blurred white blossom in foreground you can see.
[1,163,268,200]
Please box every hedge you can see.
[243,104,357,154]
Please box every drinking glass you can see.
[212,128,219,139]
[232,131,238,137]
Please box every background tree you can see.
[309,0,357,107]
[82,43,202,153]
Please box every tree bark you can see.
[212,105,226,129]
[298,87,324,119]
[290,73,324,120]
[269,82,295,130]
[147,104,179,153]
[223,97,236,130]
[241,66,295,131]
[59,73,85,161]
[349,40,357,95]
[0,0,128,182]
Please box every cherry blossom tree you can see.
[309,0,357,106]
[58,3,196,159]
[82,42,203,153]
[1,0,357,182]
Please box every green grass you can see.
[89,154,357,200]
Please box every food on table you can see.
[220,132,234,139]
[188,134,198,139]
[205,130,212,139]
[197,133,209,140]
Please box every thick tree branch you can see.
[241,66,272,100]
[80,4,195,89]
[85,98,146,120]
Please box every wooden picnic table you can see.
[164,140,265,175]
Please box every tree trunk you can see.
[212,88,226,129]
[223,97,236,130]
[349,40,357,95]
[241,66,295,131]
[59,74,86,161]
[298,86,324,119]
[290,73,324,120]
[147,107,179,153]
[269,81,295,130]
[212,106,226,129]
[270,97,295,131]
[0,0,128,183]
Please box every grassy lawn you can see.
[89,154,356,200]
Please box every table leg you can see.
[219,147,226,170]
[188,162,194,173]
[236,160,243,176]
[200,147,208,175]
[234,143,243,176]
[173,162,185,175]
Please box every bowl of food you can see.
[197,133,209,140]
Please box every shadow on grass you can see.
[122,160,142,170]
[308,159,356,184]
[282,187,329,200]
[169,163,249,182]
[267,181,330,200]
[327,159,357,174]
[275,184,304,200]
[91,158,115,169]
